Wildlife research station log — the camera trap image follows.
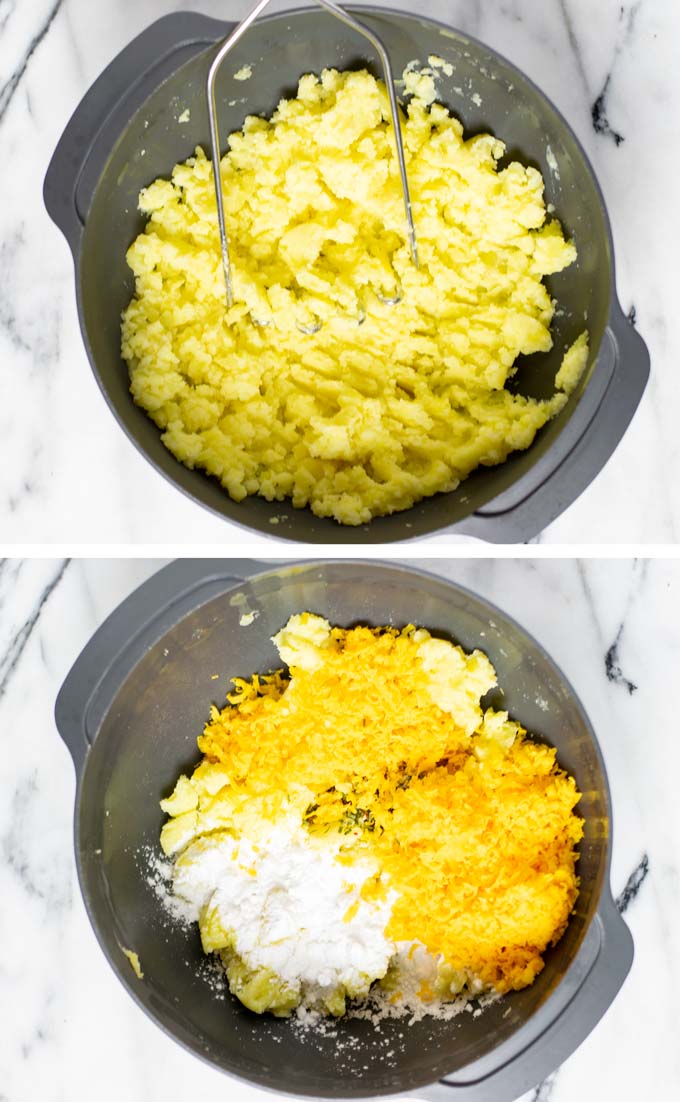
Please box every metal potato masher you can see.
[207,0,419,330]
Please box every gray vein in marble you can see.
[591,74,625,145]
[8,471,43,516]
[575,560,609,654]
[0,0,17,37]
[62,1,86,84]
[1,776,74,915]
[0,297,30,352]
[25,85,35,122]
[616,853,650,913]
[0,558,69,701]
[0,227,30,352]
[621,1,643,41]
[590,2,642,146]
[576,559,645,694]
[605,624,638,694]
[0,0,65,124]
[529,1072,557,1102]
[555,0,592,98]
[603,559,647,694]
[2,773,45,901]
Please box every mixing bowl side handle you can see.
[43,12,235,253]
[453,304,650,543]
[409,892,633,1102]
[53,558,261,778]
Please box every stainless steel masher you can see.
[206,0,419,326]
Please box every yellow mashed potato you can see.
[121,69,588,525]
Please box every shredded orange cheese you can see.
[194,624,582,993]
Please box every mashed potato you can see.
[122,69,587,525]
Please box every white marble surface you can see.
[1,556,678,1100]
[0,0,678,546]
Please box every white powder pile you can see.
[196,955,228,999]
[140,840,495,1027]
[290,1008,403,1071]
[349,979,497,1026]
[141,846,190,924]
[346,944,487,1025]
[172,821,396,998]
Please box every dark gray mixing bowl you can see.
[44,7,649,544]
[55,559,632,1101]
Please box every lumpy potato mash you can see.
[122,69,587,525]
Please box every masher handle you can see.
[206,0,418,311]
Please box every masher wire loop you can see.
[206,0,419,312]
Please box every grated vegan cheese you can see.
[159,614,583,1017]
[121,69,588,526]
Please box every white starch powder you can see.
[172,822,396,993]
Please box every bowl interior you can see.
[76,562,608,1096]
[76,7,612,542]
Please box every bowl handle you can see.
[43,12,234,253]
[54,558,260,779]
[409,891,633,1102]
[455,305,649,543]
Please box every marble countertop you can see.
[1,0,678,547]
[1,556,678,1100]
